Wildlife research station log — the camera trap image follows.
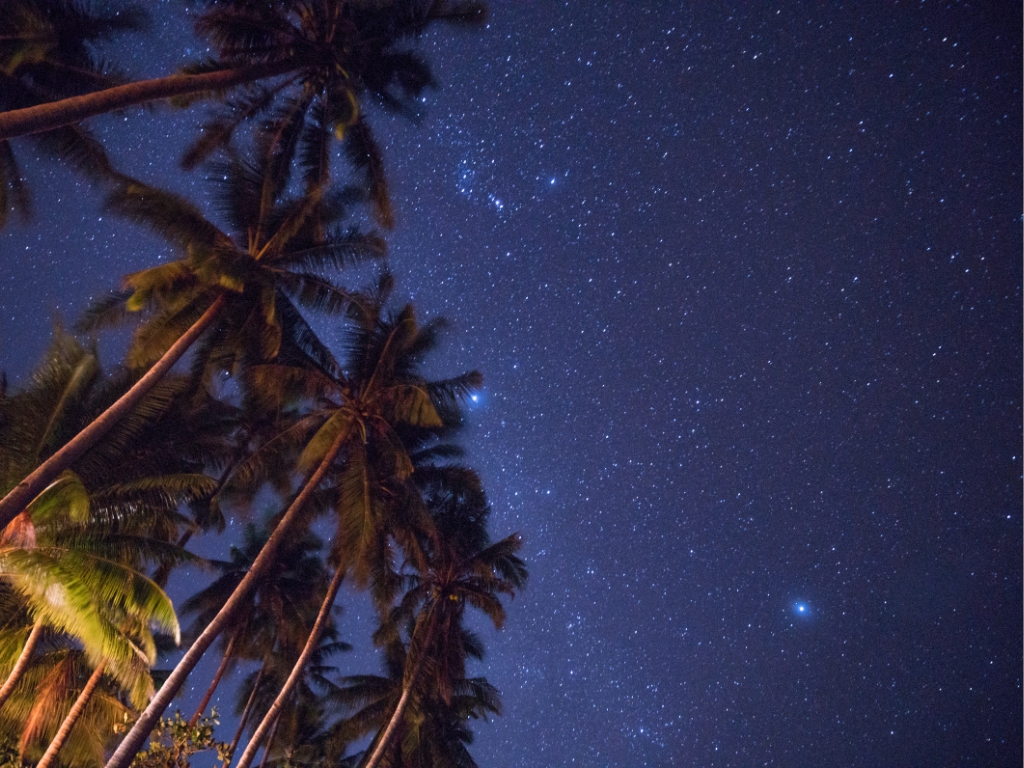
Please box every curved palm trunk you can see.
[0,295,226,530]
[0,62,294,141]
[234,566,346,768]
[223,655,270,768]
[364,614,438,768]
[0,621,43,711]
[35,661,106,768]
[189,629,238,728]
[105,426,350,768]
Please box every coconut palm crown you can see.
[0,0,488,227]
[0,0,148,227]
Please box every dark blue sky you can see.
[1,1,1021,766]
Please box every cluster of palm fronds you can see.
[0,2,525,768]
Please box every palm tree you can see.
[363,470,527,768]
[225,296,483,768]
[0,0,148,227]
[0,484,181,709]
[329,638,502,768]
[0,0,486,220]
[180,523,331,729]
[0,336,240,767]
[231,563,344,768]
[0,151,382,531]
[0,482,184,768]
[0,645,130,767]
[0,333,207,706]
[107,295,480,768]
[231,625,350,768]
[32,606,166,768]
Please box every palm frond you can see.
[343,118,393,228]
[105,180,227,253]
[75,289,134,332]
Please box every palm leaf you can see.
[297,409,352,475]
[105,181,227,253]
[24,471,89,525]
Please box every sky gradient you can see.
[0,1,1021,766]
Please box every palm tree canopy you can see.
[0,0,148,226]
[182,0,487,225]
[0,333,232,707]
[0,0,487,227]
[79,152,385,383]
[0,646,135,767]
[236,292,483,611]
[329,638,501,768]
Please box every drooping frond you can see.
[105,181,228,254]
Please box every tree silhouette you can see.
[363,468,526,768]
[0,0,148,227]
[0,150,381,532]
[0,0,487,226]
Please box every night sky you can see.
[1,1,1021,766]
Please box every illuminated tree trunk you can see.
[364,613,438,768]
[234,566,346,768]
[189,630,238,728]
[36,661,106,768]
[0,621,43,710]
[0,295,226,530]
[223,657,269,768]
[104,425,349,768]
[0,62,292,141]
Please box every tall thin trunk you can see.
[0,61,294,141]
[223,655,270,768]
[0,621,43,711]
[36,661,106,768]
[189,630,238,728]
[363,613,438,768]
[0,295,226,530]
[104,425,351,768]
[234,566,346,768]
[257,712,282,768]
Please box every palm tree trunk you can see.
[0,61,294,141]
[234,566,346,768]
[257,712,282,768]
[223,655,270,768]
[189,629,238,728]
[36,661,105,768]
[0,621,43,711]
[363,614,438,768]
[104,425,351,768]
[0,295,226,530]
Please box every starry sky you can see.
[1,1,1022,766]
